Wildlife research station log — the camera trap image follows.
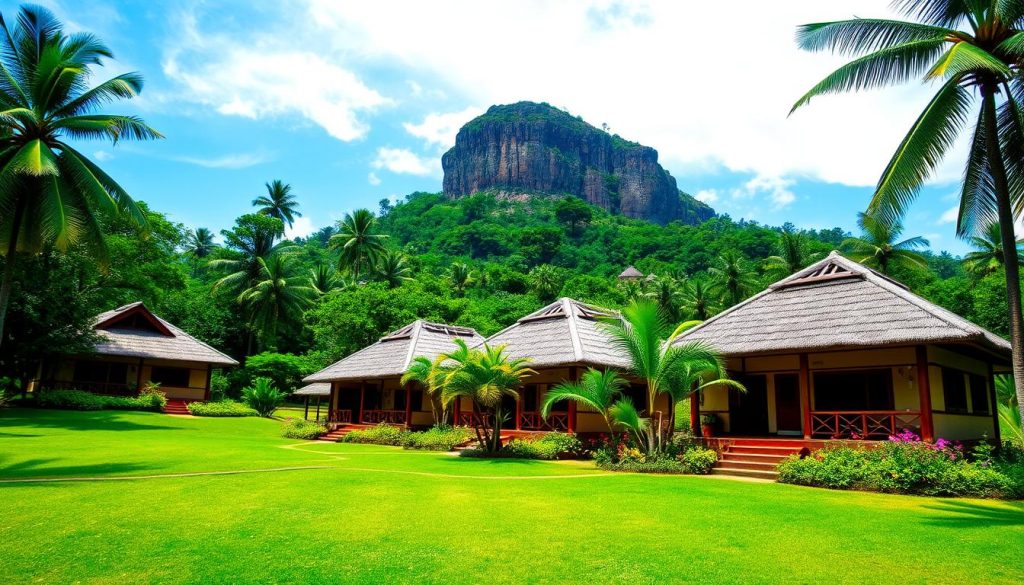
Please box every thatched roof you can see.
[90,302,238,366]
[673,252,1011,359]
[485,297,631,369]
[618,266,643,279]
[293,382,331,396]
[304,320,484,382]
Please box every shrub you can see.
[461,433,585,460]
[36,389,165,412]
[341,423,407,446]
[281,418,327,440]
[592,432,717,474]
[402,425,472,451]
[187,400,258,417]
[679,446,718,475]
[241,377,286,417]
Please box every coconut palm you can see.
[329,209,387,281]
[0,5,162,347]
[764,229,821,279]
[529,264,562,302]
[618,279,645,304]
[184,227,216,259]
[210,214,287,297]
[708,251,758,307]
[791,0,1024,418]
[542,368,626,434]
[252,180,301,231]
[309,262,340,295]
[401,355,451,425]
[842,212,929,275]
[600,299,729,453]
[644,275,684,322]
[440,340,534,452]
[238,254,314,352]
[963,220,1024,277]
[679,278,717,321]
[374,249,412,288]
[448,262,475,297]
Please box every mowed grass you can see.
[1,409,1023,584]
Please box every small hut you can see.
[293,382,331,422]
[618,266,644,281]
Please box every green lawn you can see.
[1,408,1022,584]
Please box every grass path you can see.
[2,408,1023,584]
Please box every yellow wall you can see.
[50,356,210,400]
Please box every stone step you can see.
[711,467,779,480]
[715,459,779,472]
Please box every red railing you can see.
[518,411,568,431]
[457,411,494,428]
[329,409,352,424]
[39,380,135,396]
[360,409,407,425]
[811,411,922,440]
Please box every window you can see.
[968,374,989,415]
[72,361,127,385]
[941,369,968,413]
[522,385,539,412]
[409,389,424,412]
[813,370,894,411]
[149,366,190,388]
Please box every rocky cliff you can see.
[441,102,714,225]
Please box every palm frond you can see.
[796,18,953,56]
[926,42,1010,79]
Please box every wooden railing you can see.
[360,409,407,425]
[811,411,922,440]
[456,411,494,428]
[328,409,352,424]
[518,411,568,431]
[39,380,135,396]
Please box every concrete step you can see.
[711,466,779,480]
[720,452,790,464]
[715,459,780,472]
[727,445,802,456]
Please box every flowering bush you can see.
[461,432,585,460]
[778,432,1024,499]
[592,432,718,474]
[402,425,473,451]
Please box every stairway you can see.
[163,399,191,415]
[711,439,806,480]
[316,424,374,442]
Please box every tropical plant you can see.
[252,180,301,230]
[708,250,758,306]
[241,377,286,417]
[0,5,162,347]
[238,254,314,352]
[330,209,387,280]
[791,0,1024,418]
[542,368,626,434]
[764,229,821,279]
[374,249,412,288]
[998,400,1024,446]
[963,221,1024,277]
[309,262,340,295]
[211,213,287,296]
[440,340,534,453]
[601,300,732,453]
[618,278,645,304]
[184,227,216,259]
[554,196,593,236]
[644,275,683,322]
[448,262,475,297]
[529,264,562,302]
[401,355,451,425]
[679,277,717,321]
[842,212,929,275]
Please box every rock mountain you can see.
[441,102,714,225]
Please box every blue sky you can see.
[11,0,977,254]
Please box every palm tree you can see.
[542,368,626,434]
[529,264,562,302]
[184,227,216,259]
[374,249,412,288]
[600,300,730,453]
[448,262,475,297]
[401,355,451,425]
[329,209,387,281]
[252,180,301,230]
[644,275,683,322]
[963,221,1024,277]
[708,251,758,307]
[0,6,162,346]
[679,278,717,321]
[764,229,821,279]
[440,340,535,452]
[791,1,1024,419]
[309,262,340,295]
[842,212,929,275]
[211,214,286,297]
[238,254,314,352]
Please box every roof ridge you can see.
[563,298,585,362]
[402,320,425,371]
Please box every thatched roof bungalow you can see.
[304,320,483,427]
[674,252,1009,443]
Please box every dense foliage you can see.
[338,423,472,451]
[280,418,326,440]
[187,400,258,417]
[36,389,165,412]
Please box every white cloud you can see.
[694,189,719,204]
[303,0,968,188]
[732,175,796,208]
[939,205,960,224]
[163,8,390,141]
[368,172,382,186]
[403,107,484,148]
[93,150,113,161]
[372,147,438,176]
[285,217,316,240]
[172,153,269,169]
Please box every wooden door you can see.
[774,374,802,435]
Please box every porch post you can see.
[988,363,1001,444]
[799,353,811,439]
[203,364,212,401]
[315,396,322,422]
[454,396,462,426]
[358,381,366,424]
[304,395,310,420]
[690,391,699,434]
[915,345,934,442]
[515,389,522,430]
[137,357,145,392]
[568,367,578,433]
[404,383,413,428]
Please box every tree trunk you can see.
[491,405,503,452]
[0,197,26,350]
[982,92,1024,421]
